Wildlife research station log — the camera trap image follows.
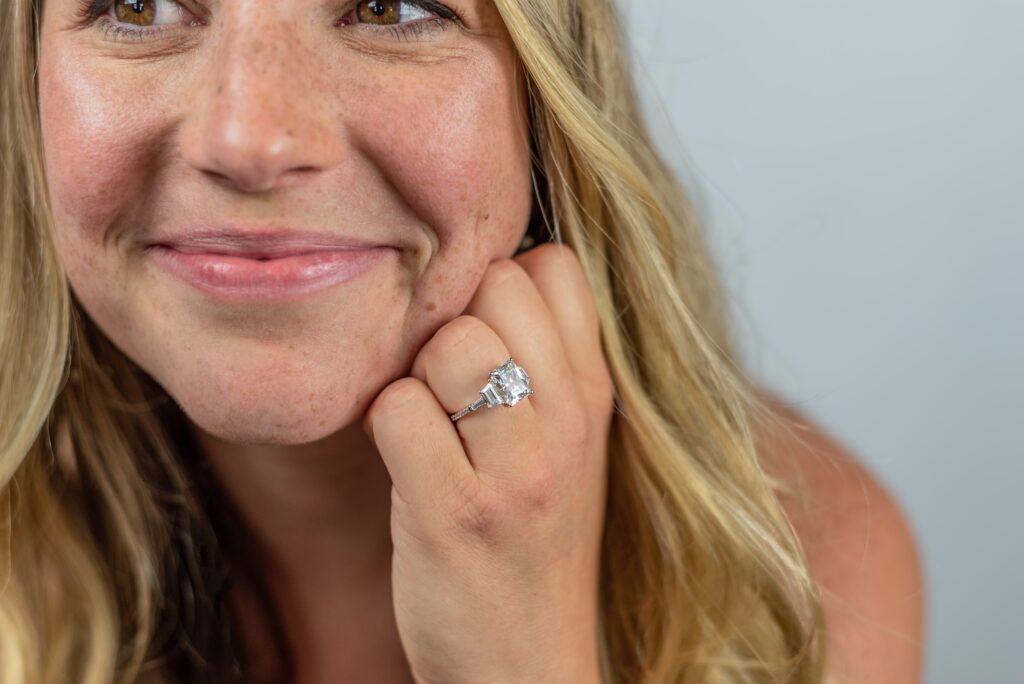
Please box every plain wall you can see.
[618,0,1024,681]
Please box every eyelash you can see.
[73,0,460,44]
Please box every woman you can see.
[0,0,923,682]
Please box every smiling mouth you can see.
[146,244,397,302]
[148,226,393,260]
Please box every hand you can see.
[362,243,614,684]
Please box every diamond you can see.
[481,383,503,407]
[488,358,532,406]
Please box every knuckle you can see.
[374,377,427,416]
[542,242,582,272]
[548,403,592,480]
[457,500,498,543]
[522,241,580,271]
[449,479,504,543]
[517,460,563,515]
[563,401,591,451]
[428,315,491,358]
[481,257,527,290]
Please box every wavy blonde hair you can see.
[1,0,829,682]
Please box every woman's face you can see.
[37,0,533,444]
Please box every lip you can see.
[144,226,398,302]
[148,226,392,258]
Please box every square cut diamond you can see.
[487,358,532,406]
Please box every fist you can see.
[362,243,614,684]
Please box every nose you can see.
[179,16,343,194]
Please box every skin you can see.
[753,393,926,684]
[38,0,610,682]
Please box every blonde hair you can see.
[1,0,828,682]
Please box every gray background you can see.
[618,0,1023,681]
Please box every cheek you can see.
[36,45,157,346]
[351,59,533,306]
[38,45,163,246]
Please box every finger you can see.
[512,244,614,423]
[460,258,581,430]
[363,376,475,517]
[409,315,544,481]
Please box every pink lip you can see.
[149,227,390,258]
[147,244,396,302]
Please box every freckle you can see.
[217,84,223,95]
[425,302,436,311]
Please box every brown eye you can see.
[112,0,183,28]
[114,0,155,25]
[355,1,431,26]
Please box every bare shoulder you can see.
[750,388,926,684]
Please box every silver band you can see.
[449,357,534,423]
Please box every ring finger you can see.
[410,314,544,481]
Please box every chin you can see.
[161,368,371,447]
[182,402,362,447]
[189,412,352,447]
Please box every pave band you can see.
[449,357,534,422]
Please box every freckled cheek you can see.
[38,56,159,249]
[406,136,530,325]
[360,87,530,251]
[37,64,162,346]
[352,71,531,323]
